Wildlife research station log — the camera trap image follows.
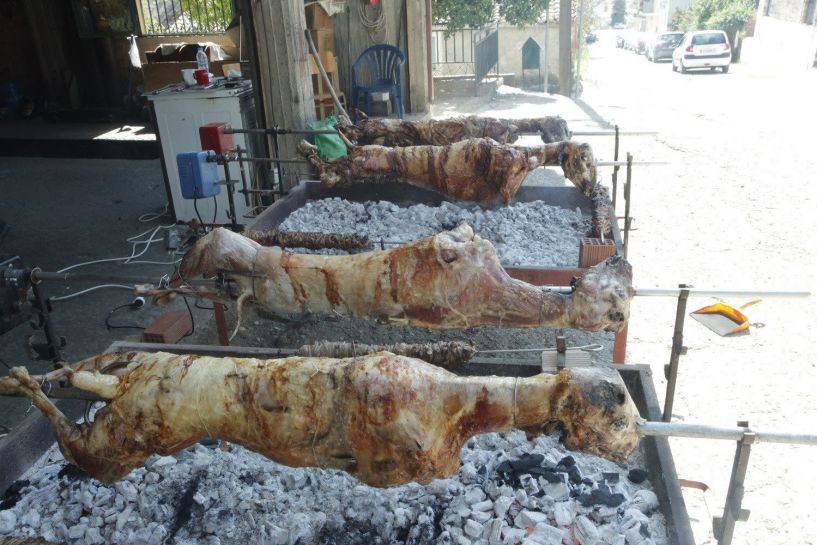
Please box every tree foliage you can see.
[674,0,754,31]
[432,0,550,32]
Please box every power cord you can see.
[182,296,195,338]
[105,297,147,331]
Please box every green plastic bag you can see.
[307,115,347,160]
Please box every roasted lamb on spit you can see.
[1,351,641,486]
[157,225,633,338]
[298,137,597,203]
[336,113,571,147]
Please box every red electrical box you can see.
[199,122,234,154]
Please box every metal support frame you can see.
[213,302,230,346]
[611,125,620,209]
[662,285,691,422]
[622,153,633,260]
[713,421,755,545]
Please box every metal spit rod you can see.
[572,130,659,136]
[597,160,668,166]
[638,421,817,446]
[533,286,811,298]
[223,127,340,136]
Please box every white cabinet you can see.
[147,84,259,225]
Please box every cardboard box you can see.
[309,28,335,54]
[142,60,229,91]
[306,4,334,29]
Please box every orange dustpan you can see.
[689,299,762,336]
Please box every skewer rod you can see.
[572,130,658,136]
[638,421,817,446]
[224,128,339,136]
[532,286,811,298]
[634,288,810,298]
[596,160,668,166]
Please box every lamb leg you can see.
[1,351,641,486]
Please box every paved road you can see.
[581,31,817,545]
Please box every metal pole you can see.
[543,6,549,92]
[575,0,585,91]
[236,145,251,207]
[715,421,755,545]
[222,162,239,231]
[634,288,811,298]
[638,421,817,446]
[622,153,633,259]
[30,283,65,369]
[304,29,349,119]
[213,303,229,346]
[224,127,339,136]
[271,130,285,192]
[572,130,658,136]
[558,0,572,96]
[512,285,811,298]
[611,125,620,209]
[663,285,691,422]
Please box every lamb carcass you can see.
[168,225,633,335]
[1,351,641,486]
[298,137,597,203]
[337,114,571,146]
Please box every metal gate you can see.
[431,25,499,94]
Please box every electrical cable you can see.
[50,284,134,302]
[105,298,147,331]
[193,197,207,233]
[212,195,218,225]
[0,356,11,370]
[182,296,195,338]
[138,203,170,223]
[57,225,174,273]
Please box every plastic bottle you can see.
[196,47,209,73]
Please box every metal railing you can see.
[431,28,477,76]
[431,25,499,91]
[474,27,499,87]
[139,0,232,35]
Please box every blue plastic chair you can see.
[351,44,405,119]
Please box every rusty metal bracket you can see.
[663,284,692,422]
[713,421,755,545]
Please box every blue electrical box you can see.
[176,151,221,199]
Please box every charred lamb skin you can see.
[338,114,571,146]
[298,137,597,203]
[1,351,641,486]
[175,225,634,333]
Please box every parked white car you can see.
[671,30,732,73]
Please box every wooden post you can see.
[250,0,316,191]
[406,0,430,112]
[558,0,572,96]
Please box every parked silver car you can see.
[646,32,684,62]
[671,30,732,73]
